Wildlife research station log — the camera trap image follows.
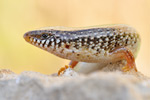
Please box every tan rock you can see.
[0,68,149,100]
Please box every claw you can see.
[122,66,130,72]
[122,60,137,72]
[58,65,73,76]
[58,61,78,76]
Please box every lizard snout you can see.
[23,32,31,42]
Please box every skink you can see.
[24,24,140,75]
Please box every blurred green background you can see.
[0,0,149,76]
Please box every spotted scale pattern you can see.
[24,24,140,62]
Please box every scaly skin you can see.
[24,24,140,75]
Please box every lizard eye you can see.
[41,33,48,39]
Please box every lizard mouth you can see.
[24,31,53,50]
[24,32,42,46]
[24,31,43,44]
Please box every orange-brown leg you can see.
[110,47,137,72]
[58,61,78,75]
[69,61,78,67]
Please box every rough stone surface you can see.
[0,68,150,100]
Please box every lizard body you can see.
[24,24,140,74]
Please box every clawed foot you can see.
[58,65,73,76]
[58,61,78,76]
[111,47,138,72]
[122,66,130,72]
[122,62,137,72]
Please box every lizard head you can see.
[23,28,85,61]
[23,29,63,51]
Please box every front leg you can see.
[58,61,78,75]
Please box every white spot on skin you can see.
[97,46,100,49]
[36,43,39,46]
[111,40,115,44]
[120,36,123,39]
[109,33,113,37]
[40,44,43,47]
[102,33,107,37]
[119,29,123,32]
[125,32,128,34]
[84,38,87,41]
[66,42,70,45]
[119,43,123,46]
[44,44,48,48]
[94,47,97,50]
[37,39,41,43]
[90,37,94,40]
[104,42,108,46]
[84,42,87,45]
[94,32,98,35]
[91,44,95,46]
[90,41,93,44]
[95,40,98,43]
[105,38,109,42]
[132,41,135,44]
[113,36,116,39]
[41,40,46,44]
[125,36,129,39]
[99,39,103,42]
[78,43,82,47]
[74,36,78,39]
[115,32,118,35]
[128,37,131,40]
[88,47,92,51]
[97,43,101,46]
[79,38,82,42]
[56,44,58,48]
[51,38,54,42]
[61,42,64,47]
[106,31,110,34]
[33,38,36,42]
[51,42,55,46]
[130,34,134,37]
[80,32,83,34]
[123,38,126,41]
[127,41,130,44]
[56,39,60,43]
[46,40,50,45]
[64,37,67,39]
[88,31,92,33]
[96,35,101,38]
[50,45,54,49]
[120,32,123,35]
[117,41,120,44]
